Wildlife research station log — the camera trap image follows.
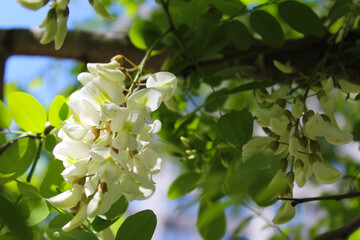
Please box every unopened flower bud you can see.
[310,157,343,184]
[294,159,306,188]
[40,9,57,44]
[62,204,88,232]
[263,85,290,102]
[88,0,115,21]
[338,79,360,94]
[283,110,293,119]
[275,99,287,108]
[272,193,296,225]
[321,77,334,94]
[111,55,125,65]
[254,104,283,126]
[54,10,68,50]
[291,100,304,119]
[180,136,191,148]
[319,96,335,116]
[289,133,300,156]
[16,0,48,10]
[299,137,308,149]
[270,115,290,136]
[310,140,321,153]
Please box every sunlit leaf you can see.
[25,197,50,226]
[0,138,37,182]
[8,92,47,133]
[40,159,66,198]
[129,20,163,52]
[116,210,157,240]
[250,10,284,48]
[49,95,70,127]
[0,99,11,128]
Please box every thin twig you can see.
[315,215,360,240]
[278,192,360,207]
[26,138,44,182]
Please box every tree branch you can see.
[0,28,165,68]
[315,215,360,240]
[278,191,360,207]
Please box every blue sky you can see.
[0,0,97,106]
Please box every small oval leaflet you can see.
[278,1,325,37]
[216,110,253,146]
[8,92,47,133]
[250,10,284,48]
[116,209,157,240]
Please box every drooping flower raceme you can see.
[49,59,177,231]
[244,77,353,225]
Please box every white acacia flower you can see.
[310,155,343,184]
[53,140,90,167]
[126,88,162,114]
[253,104,283,126]
[304,113,326,139]
[146,72,177,101]
[61,160,88,183]
[68,91,100,126]
[48,184,83,209]
[323,122,353,145]
[62,204,88,232]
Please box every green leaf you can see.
[103,195,128,220]
[17,181,43,199]
[40,159,66,198]
[0,99,11,128]
[278,1,325,37]
[91,216,118,232]
[250,10,284,48]
[129,20,163,52]
[49,95,70,127]
[212,0,245,16]
[25,197,50,226]
[8,92,47,133]
[168,172,201,199]
[0,194,30,240]
[197,199,227,240]
[328,0,352,24]
[225,21,251,51]
[273,60,296,74]
[216,111,253,146]
[115,210,157,240]
[353,120,360,141]
[0,138,37,182]
[92,195,128,232]
[44,133,58,152]
[47,214,98,240]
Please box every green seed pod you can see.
[54,10,69,50]
[272,193,296,225]
[16,0,48,10]
[89,0,115,21]
[56,0,69,10]
[40,9,58,44]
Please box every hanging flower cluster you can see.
[242,77,354,224]
[48,58,177,231]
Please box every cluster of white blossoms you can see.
[48,58,177,231]
[242,77,356,224]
